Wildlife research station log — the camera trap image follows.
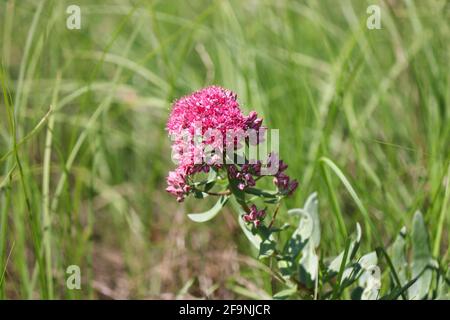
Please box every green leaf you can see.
[273,285,298,300]
[340,264,362,289]
[358,252,380,300]
[204,170,218,192]
[289,192,320,247]
[259,238,276,258]
[280,193,321,285]
[377,246,408,300]
[193,169,217,187]
[319,157,376,243]
[284,208,312,260]
[359,251,378,270]
[381,271,425,300]
[278,259,294,279]
[298,241,319,287]
[409,211,433,300]
[351,287,364,300]
[263,197,280,204]
[193,190,209,199]
[389,227,408,287]
[328,223,362,273]
[436,268,449,300]
[187,195,229,222]
[258,227,277,259]
[332,238,352,299]
[207,168,218,181]
[359,265,381,300]
[245,187,278,199]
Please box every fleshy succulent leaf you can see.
[187,195,229,222]
[409,211,433,300]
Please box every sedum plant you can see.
[166,87,449,300]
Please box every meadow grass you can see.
[0,0,448,299]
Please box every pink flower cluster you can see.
[228,162,261,190]
[227,153,298,196]
[167,86,246,138]
[166,169,190,202]
[166,86,299,220]
[243,205,266,228]
[166,86,263,202]
[268,153,298,196]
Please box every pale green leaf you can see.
[298,241,319,287]
[329,223,362,273]
[409,211,433,300]
[360,265,381,300]
[187,195,229,222]
[389,226,408,286]
[273,285,298,300]
[359,251,378,270]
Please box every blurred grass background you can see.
[0,0,448,299]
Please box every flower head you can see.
[243,205,266,227]
[165,86,298,212]
[227,163,261,190]
[167,86,247,138]
[167,86,251,173]
[274,172,298,196]
[166,168,190,202]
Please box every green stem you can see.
[268,203,281,229]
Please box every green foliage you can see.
[381,211,447,300]
[409,211,435,299]
[187,195,229,222]
[0,0,448,299]
[232,192,448,300]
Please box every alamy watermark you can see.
[366,5,381,30]
[66,5,81,30]
[170,124,280,175]
[66,265,81,290]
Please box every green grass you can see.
[0,0,448,299]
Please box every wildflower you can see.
[165,86,299,218]
[167,86,247,139]
[166,168,191,202]
[167,86,251,175]
[243,205,266,227]
[274,172,298,196]
[245,111,266,145]
[268,152,298,196]
[245,111,263,130]
[267,152,288,172]
[287,179,299,196]
[227,162,262,190]
[242,161,262,176]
